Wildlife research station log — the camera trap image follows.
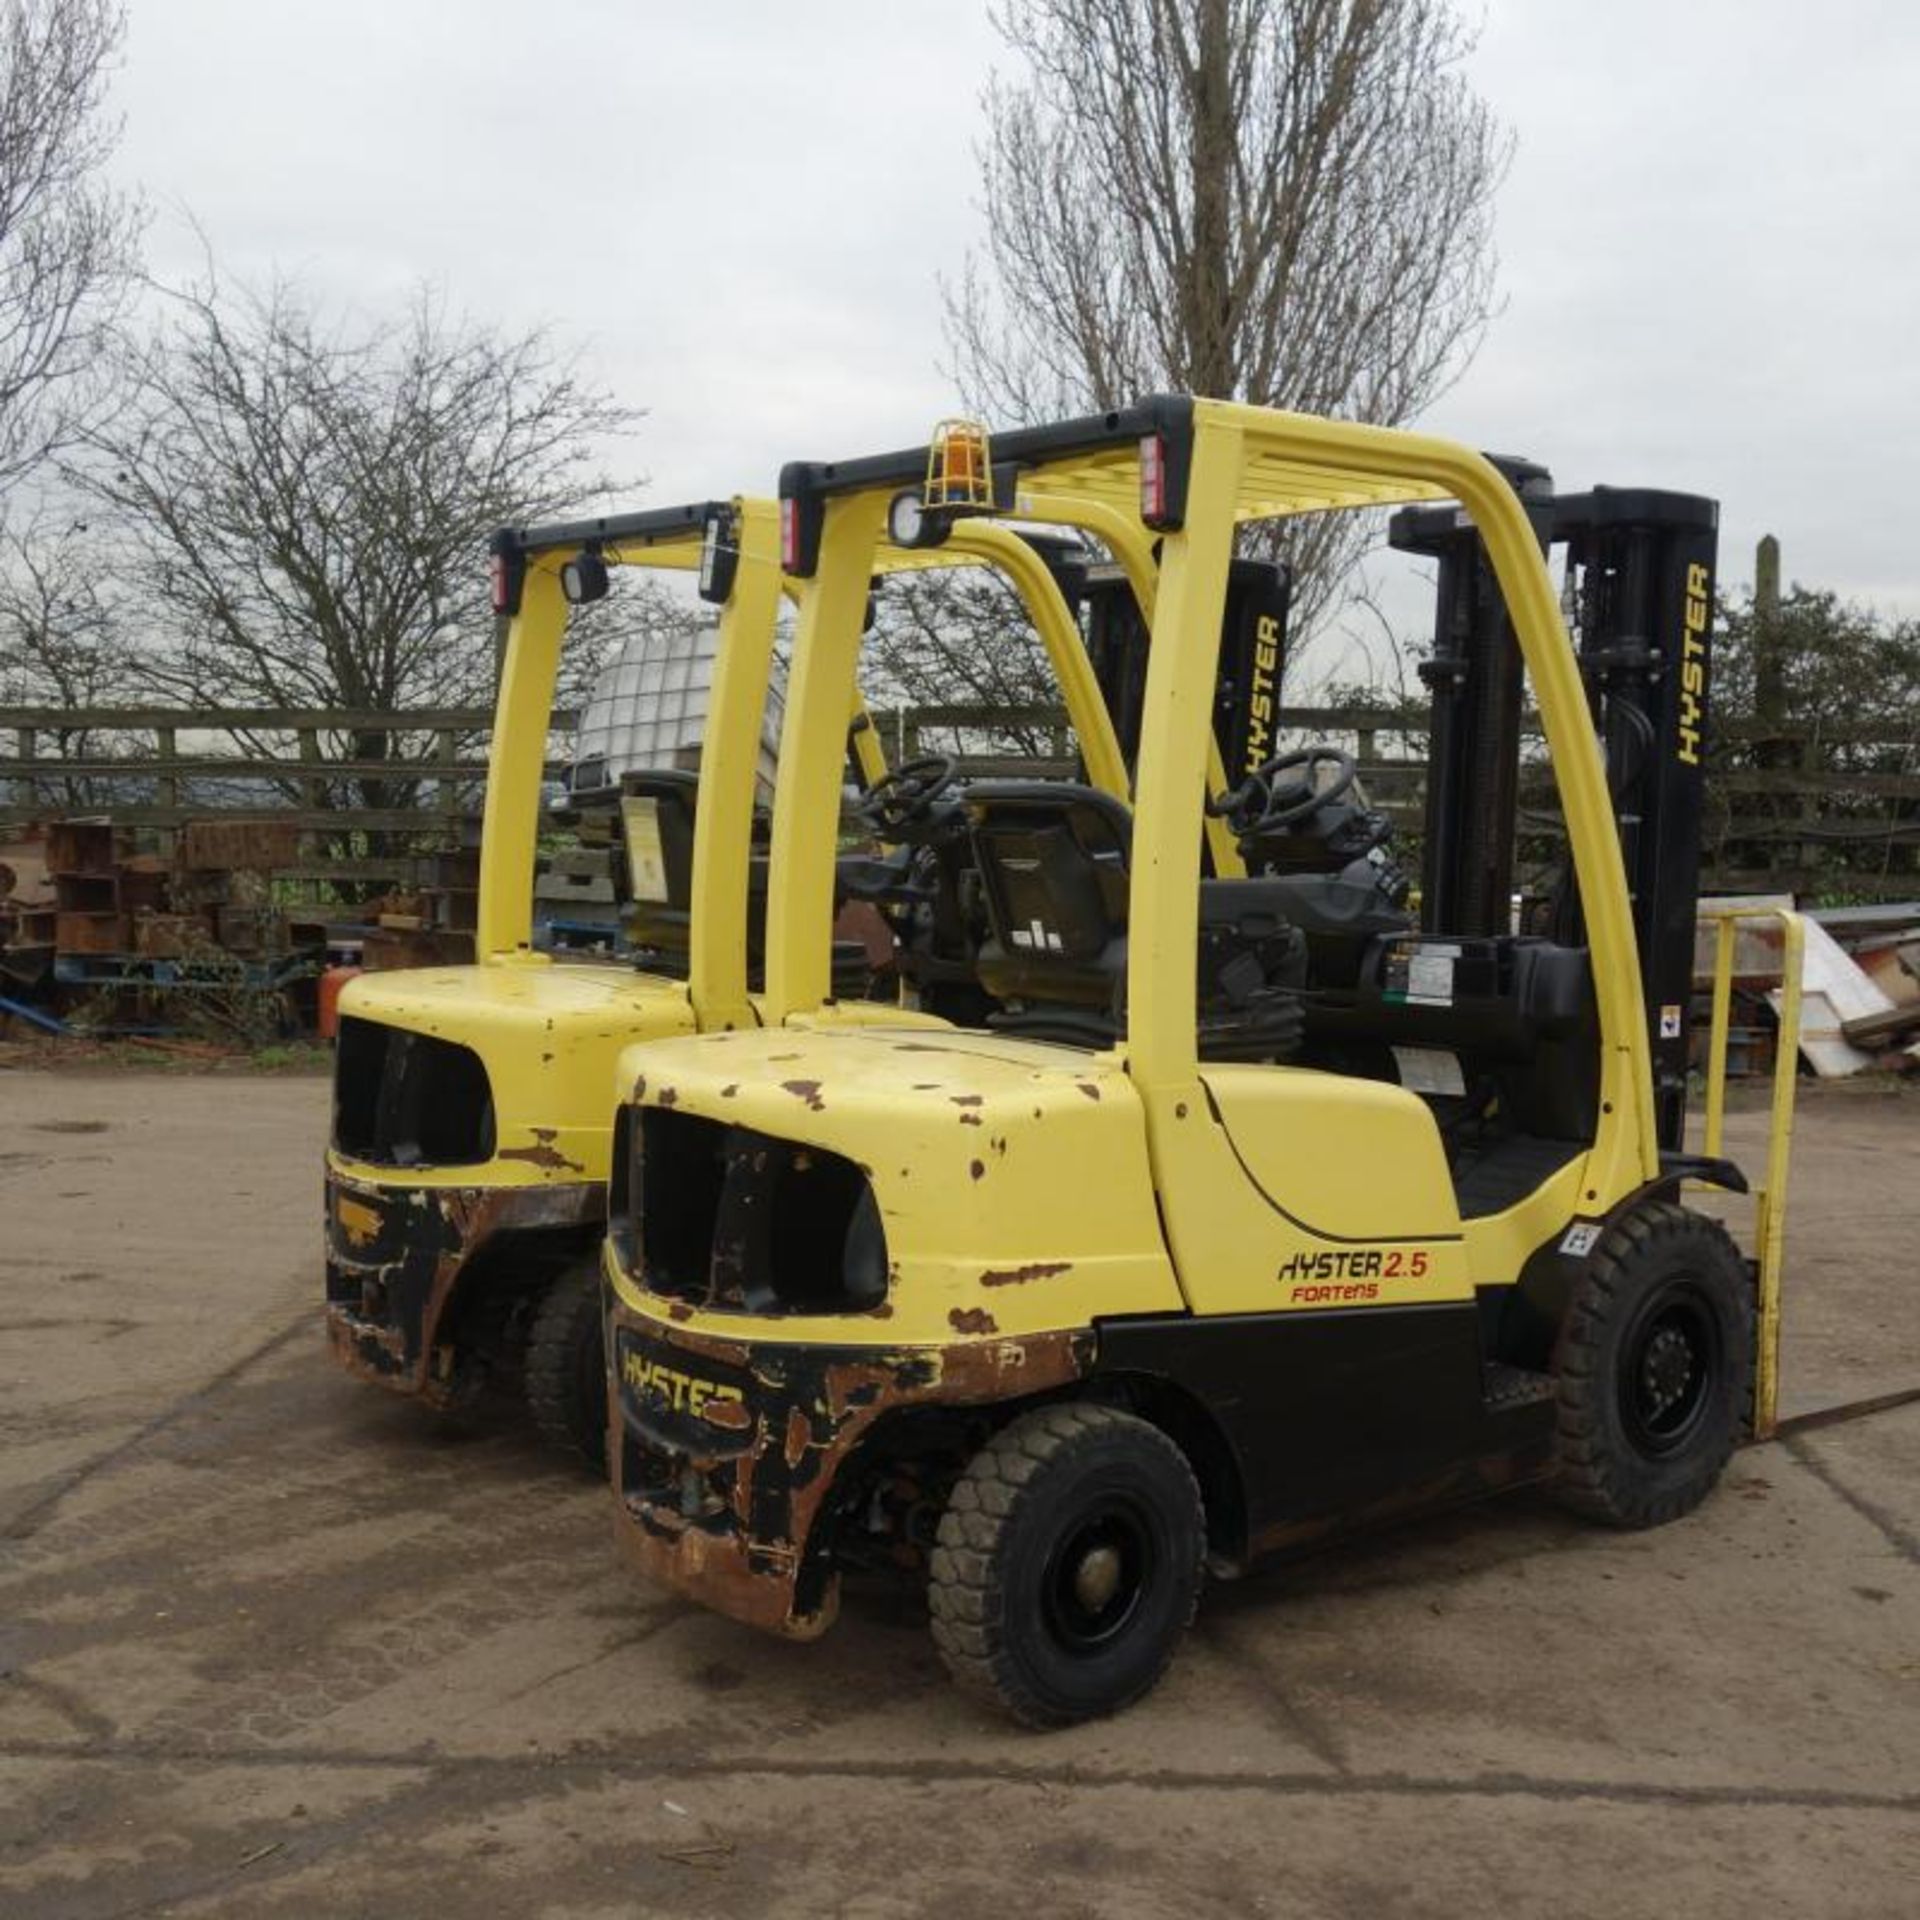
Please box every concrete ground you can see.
[0,1068,1915,1919]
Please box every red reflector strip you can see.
[487,550,509,614]
[1140,433,1166,523]
[780,498,800,572]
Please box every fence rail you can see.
[5,700,1917,902]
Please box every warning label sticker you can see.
[1406,950,1456,1006]
[1392,1046,1467,1098]
[621,796,670,904]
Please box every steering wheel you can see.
[856,754,959,840]
[1209,744,1356,838]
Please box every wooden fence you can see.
[5,700,1917,901]
[2,705,575,891]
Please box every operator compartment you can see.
[1297,933,1601,1214]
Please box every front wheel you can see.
[929,1403,1204,1728]
[1552,1201,1753,1528]
[524,1258,608,1473]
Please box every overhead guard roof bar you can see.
[492,501,726,561]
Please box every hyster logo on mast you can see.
[1675,562,1712,766]
[1242,613,1283,772]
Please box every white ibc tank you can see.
[571,612,783,792]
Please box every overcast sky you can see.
[111,0,1920,641]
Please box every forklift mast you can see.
[1084,556,1293,780]
[1391,480,1720,1151]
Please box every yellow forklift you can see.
[600,399,1803,1724]
[323,491,1187,1464]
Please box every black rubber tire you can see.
[524,1259,608,1473]
[929,1403,1204,1728]
[1552,1201,1753,1528]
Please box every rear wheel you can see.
[1552,1202,1752,1528]
[929,1403,1204,1727]
[524,1258,608,1473]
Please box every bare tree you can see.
[0,0,140,488]
[79,274,641,814]
[945,0,1509,639]
[865,566,1066,761]
[0,511,122,705]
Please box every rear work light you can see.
[560,548,611,605]
[1139,432,1167,526]
[487,536,526,617]
[698,508,739,605]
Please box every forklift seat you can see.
[622,769,727,964]
[965,781,1309,1053]
[620,769,866,994]
[966,782,1131,1014]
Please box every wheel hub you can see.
[1640,1325,1696,1417]
[1072,1543,1123,1613]
[1042,1508,1151,1653]
[1621,1287,1720,1455]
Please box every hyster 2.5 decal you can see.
[1276,1245,1432,1304]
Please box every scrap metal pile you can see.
[0,820,478,1041]
[1696,898,1920,1078]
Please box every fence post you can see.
[436,727,460,831]
[298,725,323,809]
[1798,731,1822,876]
[154,725,179,857]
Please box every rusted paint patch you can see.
[496,1126,586,1174]
[632,1074,647,1101]
[979,1260,1073,1287]
[781,1079,826,1112]
[721,1084,739,1098]
[949,1094,984,1108]
[325,1173,601,1404]
[948,1306,998,1335]
[968,1159,986,1181]
[1075,1081,1101,1101]
[784,1405,813,1470]
[609,1313,1088,1640]
[658,1087,679,1108]
[704,1393,754,1433]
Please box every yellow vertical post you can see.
[764,495,882,1019]
[945,521,1131,802]
[687,500,783,1032]
[1124,416,1244,1090]
[1753,910,1805,1439]
[475,565,566,962]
